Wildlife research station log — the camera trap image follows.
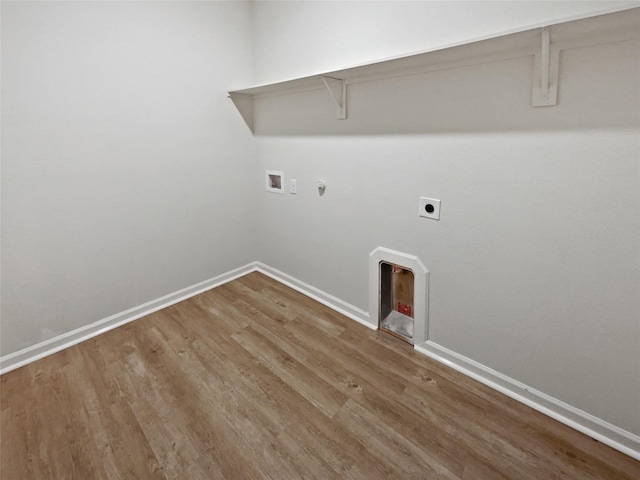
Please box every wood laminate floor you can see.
[1,272,638,479]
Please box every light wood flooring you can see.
[1,272,638,479]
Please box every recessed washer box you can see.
[266,171,284,194]
[419,197,441,220]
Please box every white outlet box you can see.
[419,197,441,220]
[290,179,297,194]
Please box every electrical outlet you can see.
[419,197,441,220]
[290,179,297,194]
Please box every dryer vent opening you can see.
[369,247,428,346]
[379,262,415,344]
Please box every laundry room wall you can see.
[249,1,640,437]
[1,1,257,356]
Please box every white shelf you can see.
[229,7,639,132]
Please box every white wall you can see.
[251,1,640,437]
[0,1,257,355]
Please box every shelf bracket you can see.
[321,76,347,119]
[228,93,254,132]
[532,27,560,107]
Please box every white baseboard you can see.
[0,262,259,375]
[255,262,375,330]
[415,341,640,461]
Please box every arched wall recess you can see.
[228,6,639,132]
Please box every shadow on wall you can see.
[245,41,639,136]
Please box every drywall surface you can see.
[1,1,257,355]
[251,3,640,436]
[250,0,638,85]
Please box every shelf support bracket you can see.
[228,93,255,133]
[321,76,347,119]
[532,27,560,107]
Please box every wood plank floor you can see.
[1,272,638,479]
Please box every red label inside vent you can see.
[397,303,412,317]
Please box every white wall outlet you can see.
[289,179,297,194]
[419,197,441,220]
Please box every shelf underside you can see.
[229,7,639,132]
